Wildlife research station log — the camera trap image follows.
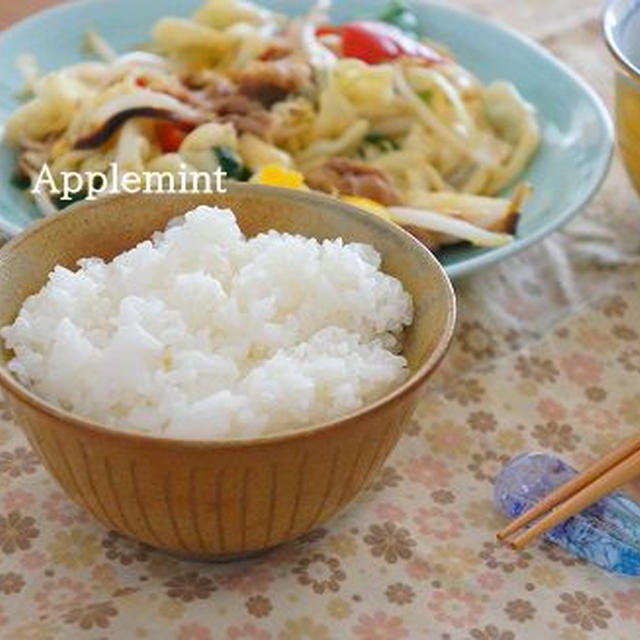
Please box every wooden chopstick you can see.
[507,448,640,549]
[497,432,640,541]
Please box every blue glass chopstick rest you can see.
[494,452,640,576]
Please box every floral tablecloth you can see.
[1,1,640,639]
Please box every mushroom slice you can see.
[73,90,203,149]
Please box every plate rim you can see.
[0,0,615,277]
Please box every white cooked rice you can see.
[1,206,413,439]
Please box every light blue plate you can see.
[0,0,613,277]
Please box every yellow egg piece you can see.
[252,164,307,190]
[340,195,393,222]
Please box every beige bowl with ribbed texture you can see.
[0,185,455,559]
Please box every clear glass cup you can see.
[604,0,640,194]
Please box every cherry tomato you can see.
[317,21,443,65]
[315,24,342,37]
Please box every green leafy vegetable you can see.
[214,146,251,181]
[378,0,420,37]
[357,132,400,159]
[10,172,30,190]
[54,190,88,210]
[418,88,434,103]
[364,132,400,151]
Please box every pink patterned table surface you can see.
[2,283,640,640]
[1,1,640,638]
